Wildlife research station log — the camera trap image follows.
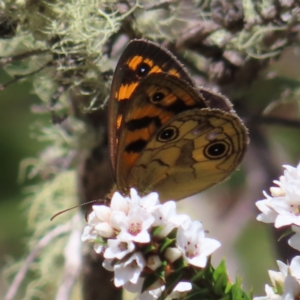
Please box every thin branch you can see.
[252,115,300,129]
[0,49,49,68]
[5,222,72,300]
[0,61,53,90]
[55,214,82,300]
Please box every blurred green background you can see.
[0,70,47,293]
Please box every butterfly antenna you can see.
[50,200,100,221]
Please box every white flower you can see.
[254,256,300,300]
[152,201,190,238]
[114,252,146,287]
[256,192,278,224]
[135,281,192,300]
[82,205,115,240]
[128,188,160,213]
[167,281,192,299]
[146,255,162,271]
[110,191,130,213]
[282,275,300,300]
[102,259,114,272]
[95,221,115,238]
[256,163,300,228]
[176,220,221,268]
[124,277,145,293]
[164,247,182,263]
[81,223,98,243]
[253,284,282,300]
[104,238,135,260]
[93,205,111,222]
[288,225,300,251]
[117,206,155,243]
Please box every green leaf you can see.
[184,288,210,300]
[152,226,165,237]
[278,227,294,241]
[143,243,156,254]
[172,257,186,270]
[159,237,176,253]
[191,268,205,282]
[141,274,161,293]
[214,272,228,296]
[158,271,183,300]
[213,260,227,281]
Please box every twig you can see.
[252,115,300,129]
[5,222,71,300]
[0,49,49,67]
[0,61,52,90]
[55,214,82,300]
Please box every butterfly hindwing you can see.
[127,109,248,202]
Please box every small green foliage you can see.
[159,237,176,253]
[159,270,183,300]
[158,259,252,300]
[152,225,165,237]
[142,273,163,293]
[143,242,157,254]
[278,227,294,241]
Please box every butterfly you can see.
[108,39,249,202]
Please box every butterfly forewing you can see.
[127,109,248,202]
[109,39,195,179]
[115,74,209,194]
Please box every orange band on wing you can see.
[127,56,144,70]
[116,114,122,129]
[118,83,139,101]
[168,69,180,77]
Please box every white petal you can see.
[147,255,162,271]
[95,222,115,238]
[124,278,144,293]
[114,264,128,287]
[93,205,111,222]
[256,200,278,223]
[94,243,103,253]
[104,239,135,259]
[114,252,145,287]
[288,233,300,251]
[274,215,292,228]
[169,214,191,229]
[282,275,300,300]
[276,260,288,276]
[173,281,192,292]
[102,259,114,272]
[164,247,182,263]
[268,270,285,286]
[110,191,130,213]
[110,210,127,230]
[289,256,300,278]
[81,225,97,242]
[199,238,221,257]
[188,254,207,268]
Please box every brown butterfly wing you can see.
[127,109,249,202]
[115,74,209,195]
[199,88,234,112]
[109,39,195,178]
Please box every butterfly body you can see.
[109,39,248,202]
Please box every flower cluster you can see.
[256,162,300,251]
[254,256,300,300]
[82,189,221,299]
[254,162,300,300]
